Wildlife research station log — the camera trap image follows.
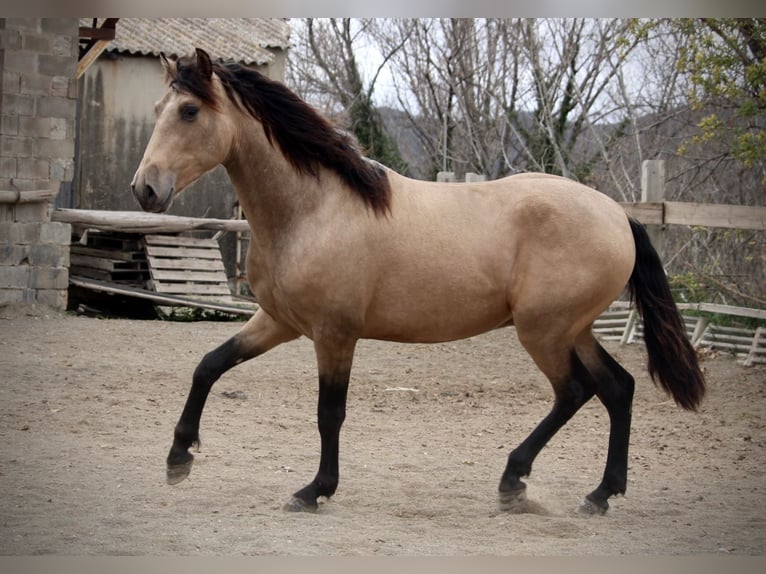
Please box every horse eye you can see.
[180,104,199,121]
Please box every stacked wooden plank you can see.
[624,314,707,345]
[698,323,765,364]
[142,234,245,308]
[70,231,149,286]
[592,308,634,342]
[593,303,765,366]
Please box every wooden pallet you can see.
[70,230,149,286]
[142,234,246,307]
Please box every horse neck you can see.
[223,120,322,244]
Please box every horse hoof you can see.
[166,459,194,485]
[498,486,527,513]
[578,496,608,515]
[283,496,318,513]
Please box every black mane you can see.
[173,54,391,216]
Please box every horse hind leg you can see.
[166,309,299,485]
[499,344,596,512]
[575,334,635,515]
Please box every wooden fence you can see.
[620,160,766,244]
[594,303,766,366]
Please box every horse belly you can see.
[362,270,512,343]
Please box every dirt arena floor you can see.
[0,304,764,556]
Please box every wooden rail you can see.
[620,201,766,230]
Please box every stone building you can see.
[0,18,290,310]
[1,18,78,309]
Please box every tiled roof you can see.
[82,18,291,65]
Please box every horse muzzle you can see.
[130,165,176,213]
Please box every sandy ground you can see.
[0,304,764,556]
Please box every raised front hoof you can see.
[283,496,319,513]
[578,495,609,516]
[166,458,194,485]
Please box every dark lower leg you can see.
[289,374,349,510]
[167,337,260,479]
[585,347,635,510]
[583,410,631,510]
[500,355,595,495]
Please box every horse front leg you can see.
[166,309,299,484]
[284,338,356,512]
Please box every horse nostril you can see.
[145,183,157,201]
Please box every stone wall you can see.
[0,18,78,309]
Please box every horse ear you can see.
[160,52,177,82]
[195,48,213,80]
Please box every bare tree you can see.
[286,18,407,172]
[374,19,645,189]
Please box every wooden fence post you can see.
[641,160,666,257]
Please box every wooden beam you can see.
[619,202,664,225]
[52,209,250,234]
[676,302,766,320]
[618,202,766,230]
[69,276,257,317]
[77,40,111,79]
[78,28,116,41]
[664,202,766,231]
[640,160,666,256]
[77,18,119,79]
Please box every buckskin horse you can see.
[131,49,705,515]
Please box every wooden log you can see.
[69,276,256,316]
[0,189,59,204]
[52,209,250,234]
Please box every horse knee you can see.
[193,336,253,387]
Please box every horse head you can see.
[131,48,235,213]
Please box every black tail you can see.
[627,218,706,411]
